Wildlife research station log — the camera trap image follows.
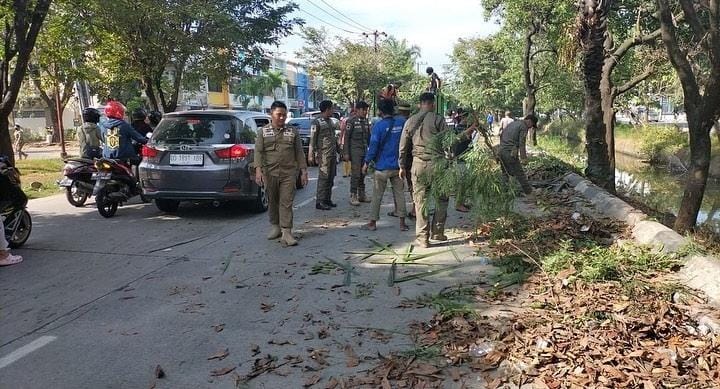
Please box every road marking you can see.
[0,336,57,369]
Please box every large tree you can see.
[0,0,52,164]
[656,0,720,232]
[87,0,299,112]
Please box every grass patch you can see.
[15,158,64,199]
[398,345,443,360]
[410,287,478,319]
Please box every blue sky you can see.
[277,0,501,76]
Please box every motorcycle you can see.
[92,158,142,218]
[58,157,97,207]
[1,164,32,248]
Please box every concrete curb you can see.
[562,172,720,306]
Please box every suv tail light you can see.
[215,144,249,159]
[142,145,158,158]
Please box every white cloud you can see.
[278,0,501,76]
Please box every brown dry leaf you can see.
[261,302,276,312]
[612,302,631,312]
[154,365,166,379]
[318,327,330,339]
[251,344,261,356]
[212,324,225,333]
[268,339,295,346]
[303,373,321,387]
[344,344,360,368]
[643,381,657,389]
[211,366,236,376]
[627,350,644,358]
[325,377,339,389]
[381,376,392,389]
[533,377,551,389]
[448,367,463,381]
[207,348,229,361]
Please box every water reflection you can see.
[614,153,720,231]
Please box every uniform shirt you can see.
[309,117,337,157]
[101,118,147,159]
[499,120,529,159]
[365,116,406,171]
[342,116,370,157]
[254,123,307,177]
[398,110,447,167]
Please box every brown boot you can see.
[350,194,360,206]
[266,224,281,240]
[359,192,371,203]
[281,228,298,246]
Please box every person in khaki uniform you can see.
[255,101,309,246]
[308,100,338,210]
[499,114,537,195]
[361,99,408,231]
[399,93,473,247]
[343,101,371,206]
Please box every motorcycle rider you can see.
[100,101,147,164]
[148,111,162,130]
[131,108,153,137]
[79,107,103,159]
[0,155,24,266]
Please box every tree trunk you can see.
[143,76,160,111]
[580,0,614,192]
[601,55,616,177]
[675,111,712,232]
[0,115,13,165]
[523,23,539,146]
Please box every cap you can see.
[396,101,412,112]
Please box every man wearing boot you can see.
[309,100,339,210]
[399,93,473,248]
[343,101,371,206]
[255,101,309,246]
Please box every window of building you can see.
[207,78,223,93]
[287,85,298,99]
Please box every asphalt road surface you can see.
[0,167,494,388]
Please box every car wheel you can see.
[251,185,268,213]
[155,199,180,213]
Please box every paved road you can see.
[0,168,493,388]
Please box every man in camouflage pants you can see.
[309,100,339,210]
[343,101,371,206]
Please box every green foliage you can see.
[638,125,688,162]
[298,28,419,105]
[411,287,478,319]
[419,131,517,225]
[542,241,680,282]
[536,134,586,170]
[545,119,584,140]
[231,70,285,108]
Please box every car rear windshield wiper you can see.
[158,137,199,145]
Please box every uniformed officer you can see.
[308,100,338,210]
[255,101,309,247]
[343,101,371,206]
[499,114,538,196]
[399,93,473,248]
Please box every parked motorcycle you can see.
[92,158,142,218]
[1,163,32,248]
[58,157,97,207]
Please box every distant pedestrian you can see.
[309,100,339,210]
[498,114,538,196]
[486,112,494,130]
[499,111,514,135]
[13,125,28,160]
[343,101,371,206]
[255,101,309,247]
[361,99,408,232]
[426,67,442,94]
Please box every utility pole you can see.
[362,30,387,52]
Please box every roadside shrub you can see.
[638,125,688,162]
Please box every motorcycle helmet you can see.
[131,108,148,121]
[148,110,162,126]
[105,101,126,120]
[82,107,101,123]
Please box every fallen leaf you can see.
[261,302,276,312]
[211,366,236,376]
[325,377,339,389]
[303,373,321,387]
[212,324,225,333]
[207,348,229,361]
[381,376,392,389]
[154,365,166,379]
[344,344,359,367]
[251,344,261,356]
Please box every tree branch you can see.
[658,0,701,107]
[614,66,655,97]
[680,0,707,39]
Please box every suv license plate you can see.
[91,172,112,180]
[170,154,204,166]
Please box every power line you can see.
[296,7,363,35]
[316,0,374,32]
[302,0,366,34]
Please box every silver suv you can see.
[139,110,271,213]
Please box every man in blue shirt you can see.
[361,99,408,232]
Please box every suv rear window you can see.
[153,115,238,146]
